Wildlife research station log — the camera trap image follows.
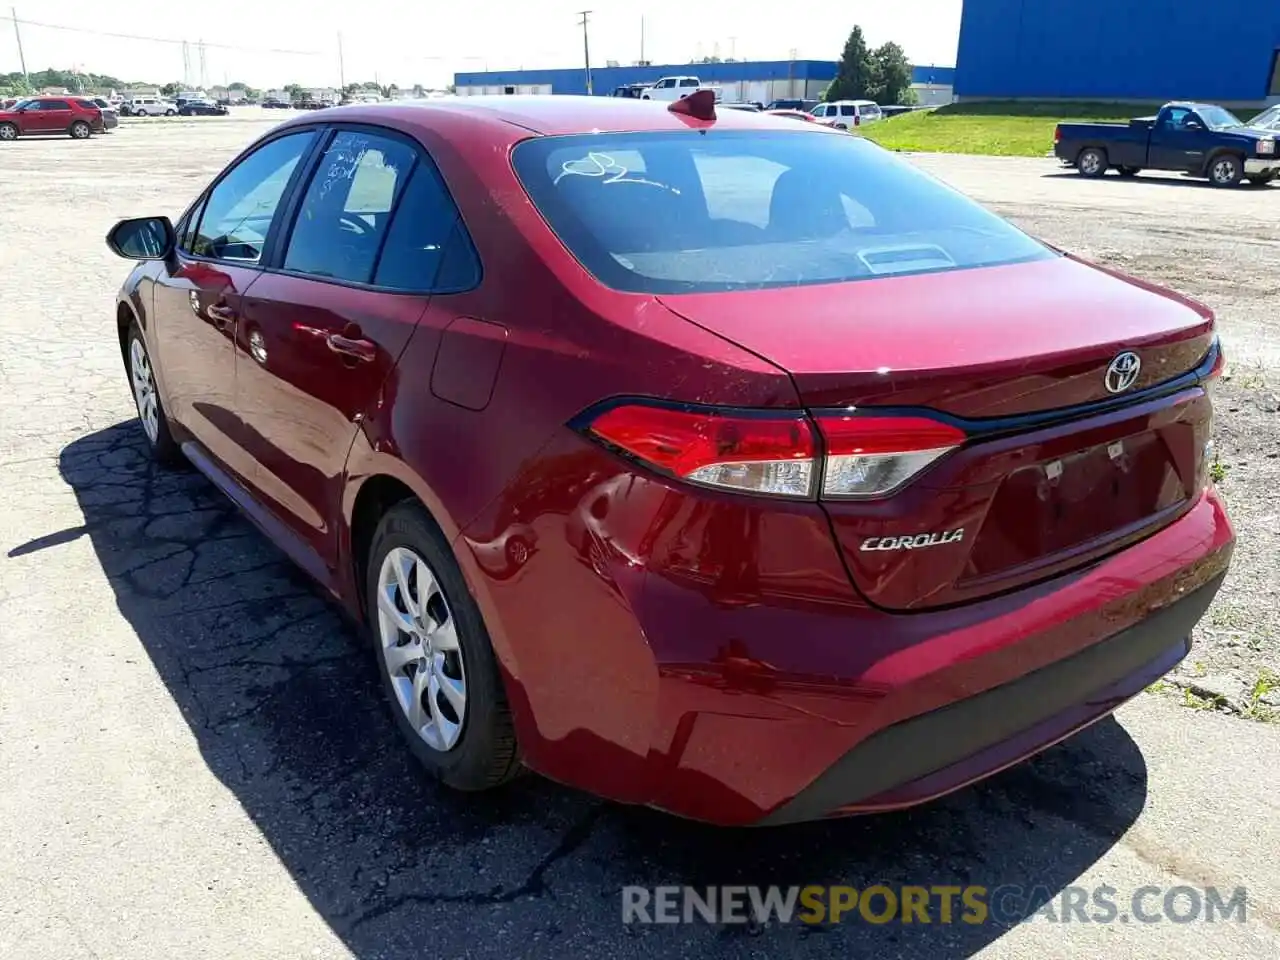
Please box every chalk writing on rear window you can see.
[553,152,679,193]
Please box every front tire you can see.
[164,108,177,116]
[366,501,520,792]
[0,122,16,141]
[1208,154,1243,187]
[1077,147,1108,177]
[125,324,181,464]
[69,120,91,139]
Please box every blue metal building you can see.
[453,61,957,103]
[955,0,1280,104]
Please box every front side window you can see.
[512,130,1053,295]
[192,131,315,262]
[283,130,417,283]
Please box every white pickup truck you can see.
[639,76,720,102]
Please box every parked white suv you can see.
[123,97,177,117]
[811,100,882,130]
[640,76,708,102]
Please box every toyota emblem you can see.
[1104,352,1141,394]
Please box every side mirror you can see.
[106,216,176,260]
[1184,120,1203,131]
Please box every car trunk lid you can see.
[659,255,1219,610]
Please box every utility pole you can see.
[729,36,737,61]
[578,10,592,95]
[337,32,346,93]
[639,15,645,65]
[11,7,27,80]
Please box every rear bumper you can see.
[759,571,1221,824]
[1244,158,1278,176]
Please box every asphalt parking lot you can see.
[2,116,1280,960]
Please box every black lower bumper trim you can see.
[760,573,1225,825]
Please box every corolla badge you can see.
[1104,351,1141,394]
[861,529,965,552]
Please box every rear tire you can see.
[1207,153,1243,187]
[69,120,91,139]
[1077,147,1107,177]
[365,501,520,792]
[0,122,16,141]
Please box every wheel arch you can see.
[1201,146,1245,177]
[341,450,528,699]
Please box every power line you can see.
[0,13,325,56]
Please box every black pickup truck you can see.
[1054,102,1279,187]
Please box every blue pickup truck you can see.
[1054,102,1279,187]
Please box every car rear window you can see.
[511,130,1054,294]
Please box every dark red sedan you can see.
[0,96,104,140]
[107,95,1233,826]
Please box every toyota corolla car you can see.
[106,93,1233,826]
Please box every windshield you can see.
[511,130,1053,294]
[1249,106,1280,129]
[1198,105,1243,129]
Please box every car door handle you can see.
[326,334,377,362]
[206,303,236,325]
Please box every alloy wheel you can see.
[1211,158,1237,185]
[129,338,160,444]
[0,125,16,141]
[1080,151,1102,175]
[376,546,467,752]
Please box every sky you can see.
[1,1,964,91]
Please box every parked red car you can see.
[106,95,1233,826]
[766,107,820,123]
[0,96,104,141]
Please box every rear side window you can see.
[679,79,699,87]
[283,130,416,283]
[43,100,71,110]
[512,130,1053,294]
[373,162,480,292]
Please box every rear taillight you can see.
[581,401,964,500]
[586,403,816,497]
[816,413,966,498]
[1054,125,1061,143]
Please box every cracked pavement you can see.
[2,118,1279,960]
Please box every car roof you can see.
[283,95,842,137]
